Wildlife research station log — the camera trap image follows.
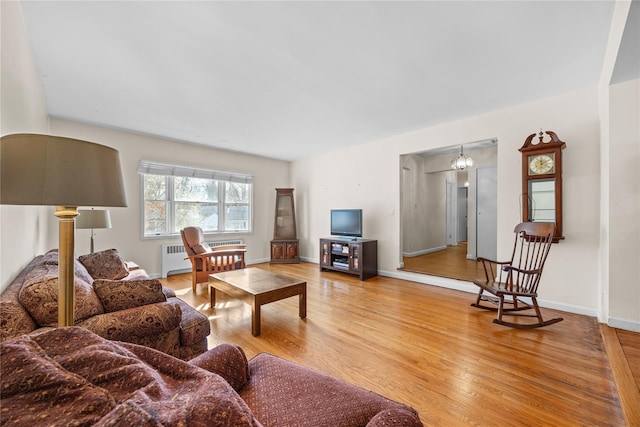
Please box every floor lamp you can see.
[0,134,127,327]
[77,209,112,253]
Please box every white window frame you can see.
[138,160,253,238]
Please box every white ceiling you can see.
[19,1,620,161]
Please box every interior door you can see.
[476,166,497,259]
[457,187,468,242]
[446,180,456,246]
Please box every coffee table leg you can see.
[252,300,261,336]
[299,283,307,318]
[209,286,216,308]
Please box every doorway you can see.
[399,139,497,281]
[457,186,468,242]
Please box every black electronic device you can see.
[330,209,363,238]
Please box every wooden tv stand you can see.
[319,238,378,281]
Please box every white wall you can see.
[608,78,640,330]
[49,118,290,277]
[0,1,51,290]
[292,87,602,316]
[400,154,448,256]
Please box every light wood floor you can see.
[401,242,482,282]
[160,262,638,427]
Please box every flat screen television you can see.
[330,209,363,238]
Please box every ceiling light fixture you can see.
[451,145,473,171]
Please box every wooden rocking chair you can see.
[471,222,563,328]
[181,227,246,293]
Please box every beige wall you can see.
[400,154,447,256]
[0,1,51,289]
[292,86,603,316]
[608,78,640,328]
[49,118,290,276]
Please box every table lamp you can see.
[0,133,127,327]
[77,209,112,253]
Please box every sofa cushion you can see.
[79,248,129,280]
[93,279,166,313]
[182,227,208,254]
[77,301,181,345]
[0,327,258,426]
[0,334,115,426]
[190,343,251,392]
[19,262,104,327]
[171,297,211,346]
[241,353,422,427]
[0,300,36,341]
[0,258,39,341]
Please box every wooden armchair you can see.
[180,227,246,293]
[471,222,563,328]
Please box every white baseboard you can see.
[402,246,447,258]
[607,317,640,332]
[380,269,598,318]
[380,269,477,294]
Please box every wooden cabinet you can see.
[319,238,377,280]
[271,188,300,263]
[271,239,299,262]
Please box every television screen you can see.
[330,209,363,238]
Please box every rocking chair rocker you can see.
[471,222,563,329]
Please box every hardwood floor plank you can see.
[617,329,640,387]
[161,262,625,426]
[600,325,640,427]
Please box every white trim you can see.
[402,245,447,257]
[608,317,640,333]
[138,160,253,183]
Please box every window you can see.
[138,161,253,237]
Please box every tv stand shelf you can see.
[319,238,377,280]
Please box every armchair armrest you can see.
[502,265,543,275]
[77,300,182,342]
[189,343,250,391]
[475,258,513,283]
[499,265,544,294]
[187,250,246,272]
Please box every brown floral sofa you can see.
[0,327,424,426]
[0,249,209,360]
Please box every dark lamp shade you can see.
[0,133,127,207]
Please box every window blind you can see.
[137,160,253,184]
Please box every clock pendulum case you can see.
[519,130,566,243]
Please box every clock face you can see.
[528,154,555,175]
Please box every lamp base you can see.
[54,206,78,327]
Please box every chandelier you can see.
[451,145,473,170]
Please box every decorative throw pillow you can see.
[93,279,166,312]
[79,249,129,280]
[19,263,104,326]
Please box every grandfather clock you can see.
[270,188,300,263]
[519,130,566,243]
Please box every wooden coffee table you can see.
[208,268,307,336]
